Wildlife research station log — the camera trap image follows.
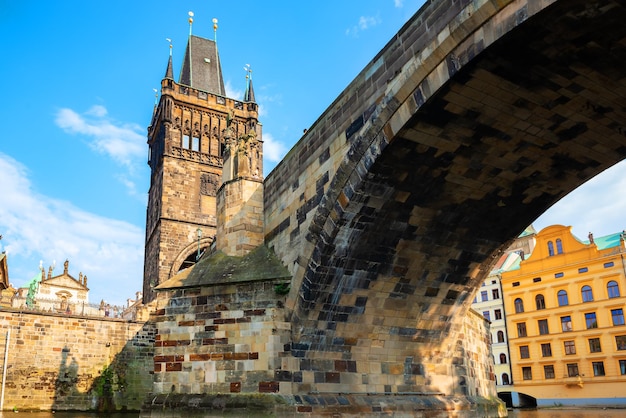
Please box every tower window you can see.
[192,136,200,152]
[182,134,190,149]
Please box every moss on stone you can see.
[156,245,291,290]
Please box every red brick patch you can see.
[258,381,279,393]
[230,382,241,393]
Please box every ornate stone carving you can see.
[200,173,220,196]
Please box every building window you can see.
[581,285,594,302]
[557,290,569,306]
[612,309,625,326]
[502,373,510,385]
[517,322,527,338]
[191,136,200,152]
[567,363,579,377]
[522,367,532,380]
[555,272,564,278]
[512,281,520,287]
[535,294,546,310]
[616,335,626,350]
[585,312,598,329]
[578,267,588,273]
[497,330,505,343]
[492,288,500,300]
[182,134,190,149]
[481,290,488,302]
[541,343,552,357]
[619,360,626,375]
[533,277,542,283]
[548,241,555,256]
[519,345,530,359]
[544,365,555,379]
[564,340,576,355]
[592,361,605,376]
[608,281,620,298]
[495,309,502,320]
[483,311,491,321]
[500,353,507,364]
[604,262,615,268]
[561,316,573,332]
[556,238,563,254]
[538,319,549,335]
[514,298,524,313]
[589,338,602,353]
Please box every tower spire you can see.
[164,38,174,79]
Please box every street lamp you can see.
[196,228,202,261]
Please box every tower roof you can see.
[179,35,225,96]
[245,77,256,103]
[164,54,174,80]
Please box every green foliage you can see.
[274,283,290,295]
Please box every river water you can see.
[0,409,624,418]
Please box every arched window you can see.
[535,294,546,310]
[608,281,620,298]
[515,298,524,313]
[502,373,510,385]
[497,331,505,343]
[582,285,594,302]
[557,290,569,306]
[548,241,555,256]
[556,238,563,254]
[500,353,507,364]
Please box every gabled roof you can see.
[179,35,225,95]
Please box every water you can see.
[0,410,623,418]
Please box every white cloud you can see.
[262,132,287,168]
[346,15,382,37]
[225,79,244,101]
[394,0,404,7]
[533,160,626,239]
[55,105,145,169]
[0,153,144,305]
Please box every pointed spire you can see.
[244,64,255,102]
[179,15,225,95]
[164,38,174,79]
[246,77,256,103]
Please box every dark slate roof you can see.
[245,78,256,103]
[164,55,174,80]
[156,245,291,290]
[179,35,225,95]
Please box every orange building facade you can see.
[501,225,626,407]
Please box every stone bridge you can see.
[146,0,626,416]
[262,0,626,412]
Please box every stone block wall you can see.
[0,309,154,411]
[150,279,290,397]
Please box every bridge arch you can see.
[265,0,626,399]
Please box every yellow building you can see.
[501,225,626,408]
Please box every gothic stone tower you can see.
[143,20,261,302]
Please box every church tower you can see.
[143,15,262,302]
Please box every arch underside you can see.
[292,0,626,386]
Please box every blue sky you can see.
[1,1,625,306]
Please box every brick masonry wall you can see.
[151,280,290,396]
[0,309,154,411]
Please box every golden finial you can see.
[212,18,218,43]
[188,11,194,36]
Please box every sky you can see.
[1,1,625,306]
